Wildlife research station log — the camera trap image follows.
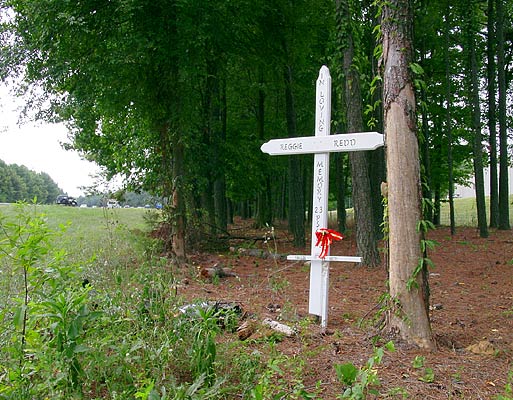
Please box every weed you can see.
[384,386,409,398]
[249,352,320,399]
[0,203,99,396]
[263,223,278,258]
[412,355,425,369]
[269,275,290,293]
[412,355,435,383]
[496,370,513,400]
[334,341,396,399]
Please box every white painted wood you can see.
[260,131,384,155]
[287,255,363,263]
[309,66,331,325]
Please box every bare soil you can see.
[179,219,513,399]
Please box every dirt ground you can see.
[179,219,513,399]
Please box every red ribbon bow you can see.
[315,228,344,259]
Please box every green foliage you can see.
[0,160,62,203]
[249,353,320,400]
[496,370,513,400]
[334,341,395,399]
[407,198,438,291]
[0,204,268,398]
[0,203,97,396]
[412,355,435,383]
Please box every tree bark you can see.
[171,137,186,262]
[340,7,380,267]
[284,65,305,247]
[335,152,347,234]
[444,2,456,236]
[368,4,386,240]
[487,0,499,228]
[256,70,273,228]
[418,19,433,224]
[382,0,435,350]
[214,78,228,232]
[496,0,510,230]
[464,0,488,238]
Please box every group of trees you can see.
[0,0,510,250]
[1,0,512,348]
[0,159,62,203]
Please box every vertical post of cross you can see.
[310,66,331,328]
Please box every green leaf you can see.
[410,62,424,75]
[419,368,435,383]
[73,344,89,353]
[384,341,395,352]
[334,363,358,386]
[412,355,425,369]
[13,306,26,331]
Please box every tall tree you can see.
[417,0,433,224]
[496,0,510,230]
[382,0,435,349]
[444,1,456,235]
[284,64,305,247]
[487,0,499,228]
[1,0,190,258]
[337,0,380,267]
[462,0,489,238]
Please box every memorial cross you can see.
[261,65,384,328]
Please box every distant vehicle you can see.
[56,195,77,206]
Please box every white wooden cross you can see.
[261,65,384,328]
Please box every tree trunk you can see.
[171,138,186,262]
[341,9,380,267]
[433,185,441,226]
[496,0,510,230]
[335,152,347,234]
[444,2,456,236]
[157,120,186,262]
[256,70,273,228]
[382,0,435,350]
[284,65,305,247]
[418,27,433,223]
[214,78,228,232]
[368,5,386,240]
[487,0,499,228]
[201,58,220,235]
[201,179,216,234]
[464,0,488,238]
[432,129,442,226]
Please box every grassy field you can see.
[438,195,513,227]
[0,204,151,271]
[327,195,513,228]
